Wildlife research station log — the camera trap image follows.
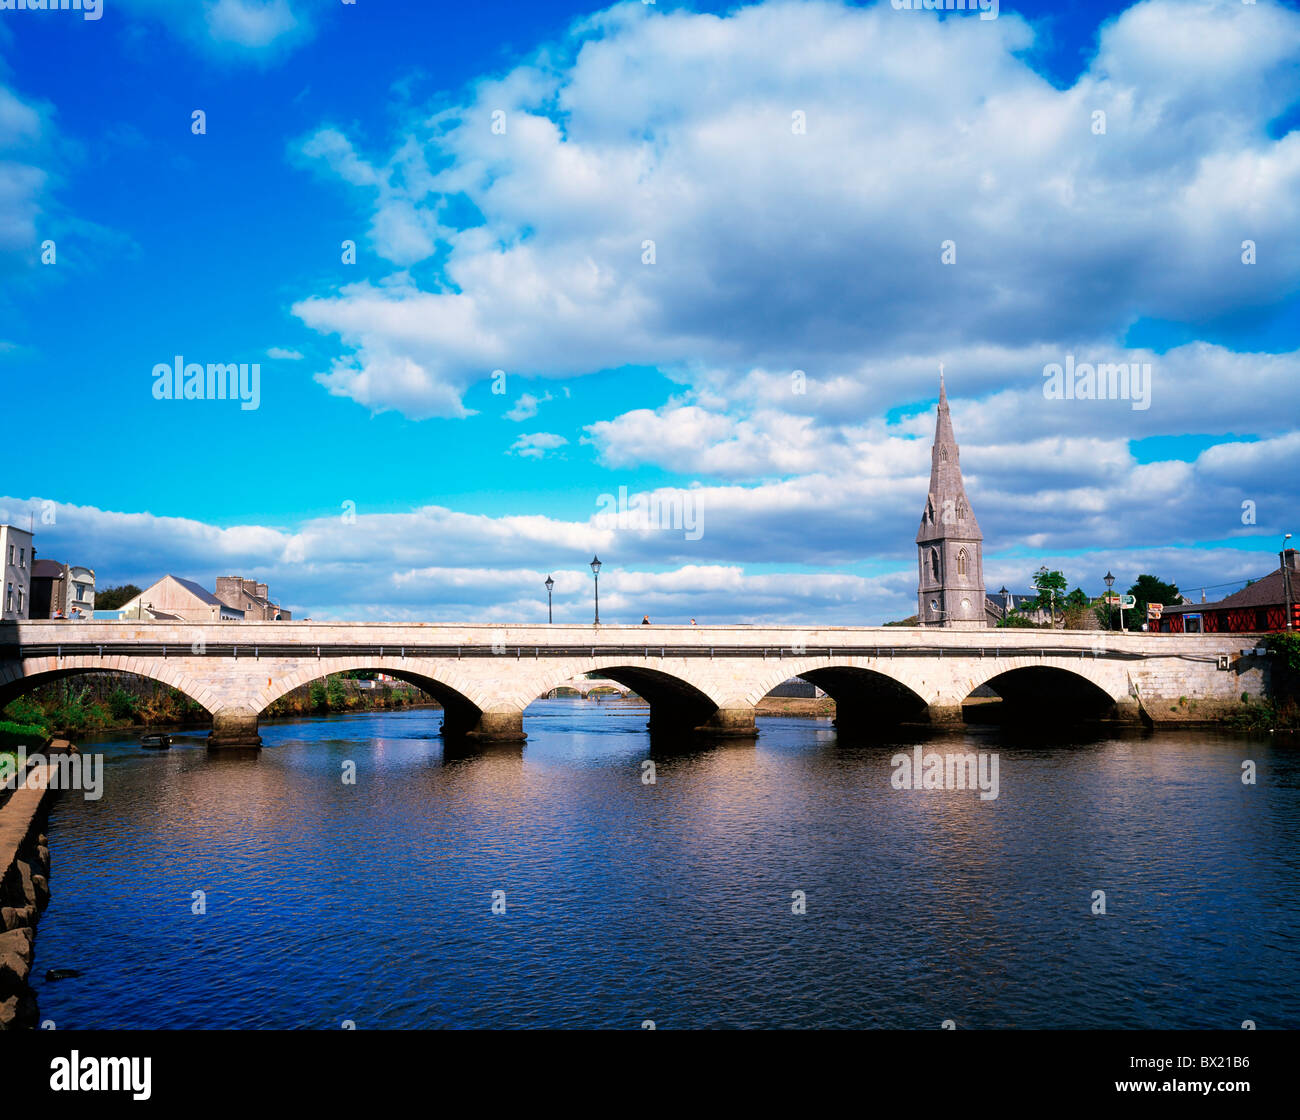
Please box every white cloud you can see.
[292,0,1300,420]
[583,342,1300,482]
[267,346,305,360]
[205,0,299,49]
[5,400,1291,623]
[505,391,552,422]
[509,432,568,459]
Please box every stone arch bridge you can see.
[0,621,1270,750]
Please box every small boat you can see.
[140,733,171,750]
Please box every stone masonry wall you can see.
[0,762,55,1030]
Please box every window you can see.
[957,548,968,577]
[957,500,966,520]
[5,583,11,611]
[18,547,24,568]
[6,545,11,565]
[16,588,22,613]
[939,447,948,462]
[930,549,940,581]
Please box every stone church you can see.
[916,375,990,629]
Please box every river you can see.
[29,700,1300,1029]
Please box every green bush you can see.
[2,696,48,731]
[326,676,348,710]
[1264,632,1300,675]
[997,611,1046,629]
[108,688,140,721]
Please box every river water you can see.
[29,700,1300,1029]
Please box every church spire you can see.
[916,371,985,628]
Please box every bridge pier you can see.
[208,707,262,751]
[649,705,757,739]
[926,703,966,726]
[441,708,526,744]
[696,706,757,738]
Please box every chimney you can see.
[1285,548,1298,571]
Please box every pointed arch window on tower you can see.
[939,446,948,462]
[957,548,968,577]
[957,499,966,521]
[930,549,940,581]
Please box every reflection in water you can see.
[30,700,1300,1029]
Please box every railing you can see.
[0,640,1211,663]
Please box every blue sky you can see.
[1,0,1298,622]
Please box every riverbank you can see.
[755,695,836,717]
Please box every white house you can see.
[0,524,33,621]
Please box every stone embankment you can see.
[0,760,56,1030]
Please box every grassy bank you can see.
[1,673,435,737]
[264,677,433,718]
[1225,697,1300,731]
[1,685,207,738]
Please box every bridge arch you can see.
[959,658,1126,722]
[0,655,216,719]
[543,677,634,699]
[743,659,930,732]
[253,658,514,741]
[519,661,749,737]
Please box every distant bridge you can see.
[0,621,1272,749]
[543,677,637,699]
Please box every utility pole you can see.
[1283,534,1294,631]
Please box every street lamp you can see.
[590,556,602,625]
[1104,571,1116,632]
[1282,534,1294,631]
[998,585,1010,619]
[545,574,555,624]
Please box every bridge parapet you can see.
[0,622,1274,749]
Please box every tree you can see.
[1024,568,1068,625]
[95,584,142,610]
[1064,587,1091,610]
[1095,600,1125,631]
[1127,574,1180,631]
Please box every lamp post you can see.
[545,574,554,624]
[1282,534,1294,631]
[590,556,602,625]
[1104,571,1116,632]
[998,585,1010,620]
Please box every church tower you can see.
[916,372,985,629]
